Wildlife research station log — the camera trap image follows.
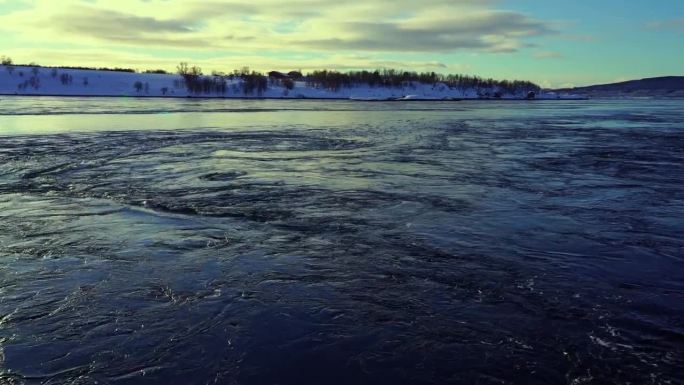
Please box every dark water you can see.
[0,97,682,385]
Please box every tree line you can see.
[175,63,540,96]
[2,55,541,96]
[304,69,540,93]
[176,63,268,96]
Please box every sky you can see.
[0,0,682,87]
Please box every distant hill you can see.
[555,76,684,98]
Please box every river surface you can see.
[0,97,682,385]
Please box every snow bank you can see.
[0,65,582,100]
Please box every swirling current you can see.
[0,97,682,385]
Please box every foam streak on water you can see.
[0,98,682,384]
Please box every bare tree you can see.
[176,62,189,76]
[282,78,295,90]
[60,73,73,85]
[3,56,15,75]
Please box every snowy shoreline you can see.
[0,93,587,101]
[0,65,583,101]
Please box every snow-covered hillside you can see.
[0,65,577,100]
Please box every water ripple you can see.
[0,99,682,384]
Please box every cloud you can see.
[0,47,460,73]
[561,34,598,42]
[293,10,552,53]
[32,5,231,49]
[647,18,684,31]
[533,51,564,59]
[0,0,553,54]
[57,6,195,35]
[0,0,559,76]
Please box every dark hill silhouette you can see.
[555,76,684,97]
